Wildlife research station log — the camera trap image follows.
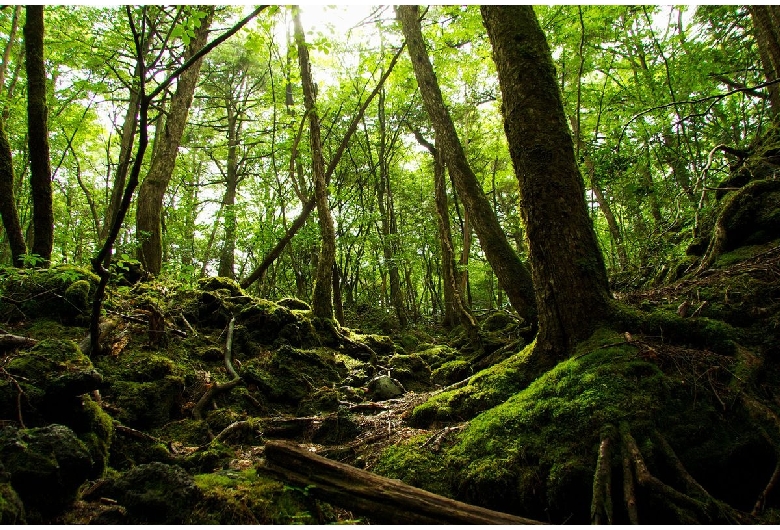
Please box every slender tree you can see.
[749,5,780,115]
[24,5,53,265]
[482,5,612,364]
[293,6,336,319]
[396,5,537,326]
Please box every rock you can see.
[277,297,311,310]
[0,424,94,521]
[366,375,405,401]
[87,462,201,524]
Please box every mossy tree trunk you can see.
[0,119,26,266]
[396,5,537,327]
[24,6,53,266]
[749,5,780,116]
[217,101,241,279]
[482,5,612,363]
[293,6,336,320]
[136,7,213,275]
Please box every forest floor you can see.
[1,240,780,524]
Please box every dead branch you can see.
[192,378,242,421]
[261,440,544,525]
[224,317,238,379]
[0,333,37,351]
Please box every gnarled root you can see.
[591,425,615,524]
[619,423,747,524]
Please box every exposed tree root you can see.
[590,426,614,524]
[619,423,747,524]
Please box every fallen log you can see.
[261,440,544,525]
[0,333,37,351]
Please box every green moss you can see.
[182,441,234,473]
[154,419,211,446]
[192,468,320,524]
[373,434,451,496]
[110,375,185,429]
[407,342,536,428]
[431,359,472,386]
[0,482,25,524]
[0,266,98,323]
[611,301,739,355]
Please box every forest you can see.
[1,3,780,524]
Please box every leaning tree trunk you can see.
[293,6,336,319]
[24,5,53,266]
[396,5,537,327]
[482,5,612,365]
[136,7,213,274]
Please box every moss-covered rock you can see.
[277,297,311,310]
[0,424,94,521]
[109,375,185,430]
[431,359,472,386]
[387,353,432,391]
[0,477,25,524]
[0,266,98,324]
[407,342,537,428]
[87,462,202,524]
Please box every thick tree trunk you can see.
[136,7,213,274]
[24,6,53,266]
[749,5,780,115]
[396,5,537,326]
[261,440,544,525]
[482,5,612,364]
[293,7,336,319]
[0,119,26,266]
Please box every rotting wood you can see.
[261,440,545,525]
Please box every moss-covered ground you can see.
[0,242,779,523]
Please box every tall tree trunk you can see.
[217,102,240,279]
[24,5,53,266]
[375,89,407,328]
[0,119,25,265]
[293,7,336,319]
[749,5,780,116]
[482,5,612,365]
[136,7,213,274]
[396,5,537,326]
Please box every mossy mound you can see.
[0,479,25,524]
[387,353,431,391]
[191,468,323,524]
[0,424,95,522]
[85,462,202,524]
[0,266,98,324]
[406,343,537,428]
[379,329,771,523]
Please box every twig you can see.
[224,316,238,379]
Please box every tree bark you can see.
[293,7,336,319]
[217,101,240,279]
[24,5,53,266]
[261,440,544,525]
[136,7,213,274]
[396,5,537,326]
[481,5,612,364]
[0,119,26,266]
[749,5,780,115]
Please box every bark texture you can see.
[294,7,336,319]
[397,5,537,326]
[481,5,612,363]
[0,119,26,265]
[136,7,213,274]
[749,5,780,115]
[24,5,53,265]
